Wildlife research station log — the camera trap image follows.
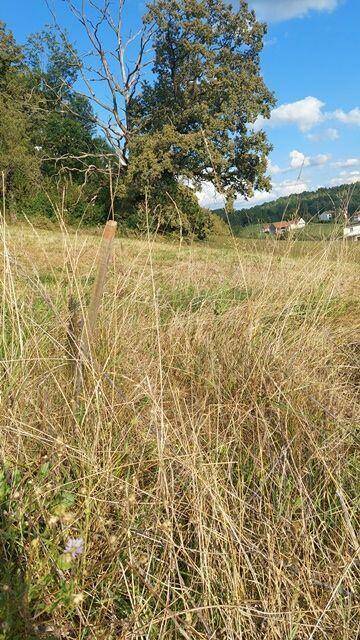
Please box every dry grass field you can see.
[0,221,359,639]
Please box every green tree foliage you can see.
[132,0,274,201]
[121,0,274,238]
[26,30,101,178]
[117,127,209,237]
[118,169,213,238]
[0,23,40,213]
[23,29,116,224]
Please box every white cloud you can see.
[255,97,326,132]
[311,153,332,166]
[197,182,225,209]
[332,158,360,168]
[290,150,309,169]
[236,178,309,208]
[255,97,360,135]
[271,178,309,197]
[330,171,360,186]
[250,0,340,22]
[236,190,275,207]
[339,170,360,177]
[198,174,310,209]
[333,108,360,126]
[288,150,330,173]
[264,37,278,47]
[307,127,339,141]
[267,158,283,175]
[199,148,331,207]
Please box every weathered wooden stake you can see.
[83,220,117,355]
[74,220,117,395]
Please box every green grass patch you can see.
[160,284,251,316]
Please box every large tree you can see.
[130,0,275,205]
[1,2,276,236]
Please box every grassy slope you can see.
[1,224,359,639]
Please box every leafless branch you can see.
[45,0,155,166]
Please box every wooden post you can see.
[75,220,117,395]
[83,220,117,355]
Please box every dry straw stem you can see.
[0,215,359,639]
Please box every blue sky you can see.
[2,0,359,209]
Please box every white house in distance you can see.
[263,218,306,237]
[318,211,333,222]
[344,215,360,241]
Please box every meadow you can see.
[0,221,359,639]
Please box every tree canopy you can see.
[131,0,274,203]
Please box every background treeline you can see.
[0,23,117,226]
[214,182,360,231]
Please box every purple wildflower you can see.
[64,537,84,558]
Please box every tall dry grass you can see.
[0,216,359,639]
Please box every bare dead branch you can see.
[45,0,155,165]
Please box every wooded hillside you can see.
[215,182,360,229]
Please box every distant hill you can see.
[214,181,360,230]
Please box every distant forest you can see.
[214,182,360,229]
